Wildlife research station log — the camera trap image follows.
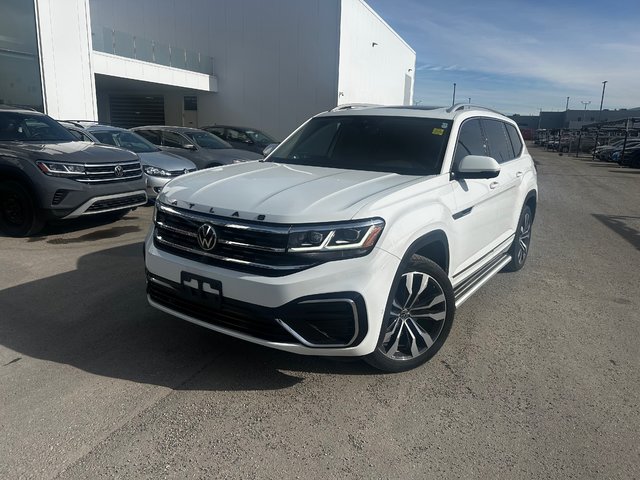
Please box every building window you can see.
[578,117,582,122]
[0,0,44,111]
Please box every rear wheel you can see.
[0,180,44,237]
[365,255,455,372]
[504,204,533,272]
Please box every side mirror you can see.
[262,143,278,156]
[455,155,501,179]
[243,138,254,145]
[184,143,197,151]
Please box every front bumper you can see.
[144,231,400,356]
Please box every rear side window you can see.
[505,124,523,157]
[136,129,161,145]
[454,119,487,164]
[162,131,188,148]
[483,119,515,163]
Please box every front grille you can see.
[168,168,197,177]
[154,203,320,276]
[86,194,147,212]
[147,277,297,343]
[77,161,143,184]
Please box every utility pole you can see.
[566,97,570,110]
[468,97,471,104]
[452,83,457,106]
[598,81,608,121]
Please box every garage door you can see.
[109,95,165,128]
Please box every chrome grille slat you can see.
[153,203,318,276]
[77,161,143,184]
[154,233,307,271]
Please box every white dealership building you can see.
[1,0,416,139]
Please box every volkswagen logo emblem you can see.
[197,223,217,251]
[114,165,124,177]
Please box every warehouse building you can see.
[0,0,415,139]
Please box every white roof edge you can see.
[351,0,416,55]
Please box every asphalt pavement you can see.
[1,146,639,479]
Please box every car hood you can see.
[137,150,196,170]
[158,161,427,223]
[0,141,139,164]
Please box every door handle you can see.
[516,171,523,178]
[489,181,499,189]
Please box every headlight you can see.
[287,218,385,259]
[36,161,85,178]
[144,165,173,177]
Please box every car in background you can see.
[132,126,262,169]
[615,145,640,166]
[202,125,279,155]
[84,125,197,199]
[0,106,146,237]
[595,139,640,162]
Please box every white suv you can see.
[144,105,537,372]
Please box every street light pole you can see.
[566,96,570,111]
[452,83,456,106]
[468,97,471,104]
[599,81,608,121]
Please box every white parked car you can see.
[144,104,538,372]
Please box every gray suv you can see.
[0,106,147,236]
[132,126,262,169]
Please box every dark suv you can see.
[0,106,147,236]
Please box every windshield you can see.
[91,130,159,153]
[269,115,451,175]
[0,112,75,142]
[185,131,231,149]
[246,129,276,144]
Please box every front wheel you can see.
[0,180,44,237]
[504,205,533,272]
[365,255,455,372]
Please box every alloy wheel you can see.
[380,271,447,361]
[517,211,532,264]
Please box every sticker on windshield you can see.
[432,128,445,135]
[441,123,449,128]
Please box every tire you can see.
[503,204,533,272]
[365,255,455,372]
[0,180,44,237]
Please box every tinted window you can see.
[206,127,225,138]
[68,129,85,141]
[506,124,523,157]
[136,129,162,145]
[246,129,276,144]
[184,131,231,149]
[483,119,515,163]
[92,130,158,153]
[226,128,250,143]
[0,112,74,142]
[454,119,487,164]
[162,131,188,148]
[269,115,451,175]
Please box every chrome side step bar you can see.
[454,254,512,308]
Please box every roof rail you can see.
[446,103,504,116]
[331,103,381,112]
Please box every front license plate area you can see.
[181,271,223,309]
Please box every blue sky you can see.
[367,0,640,115]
